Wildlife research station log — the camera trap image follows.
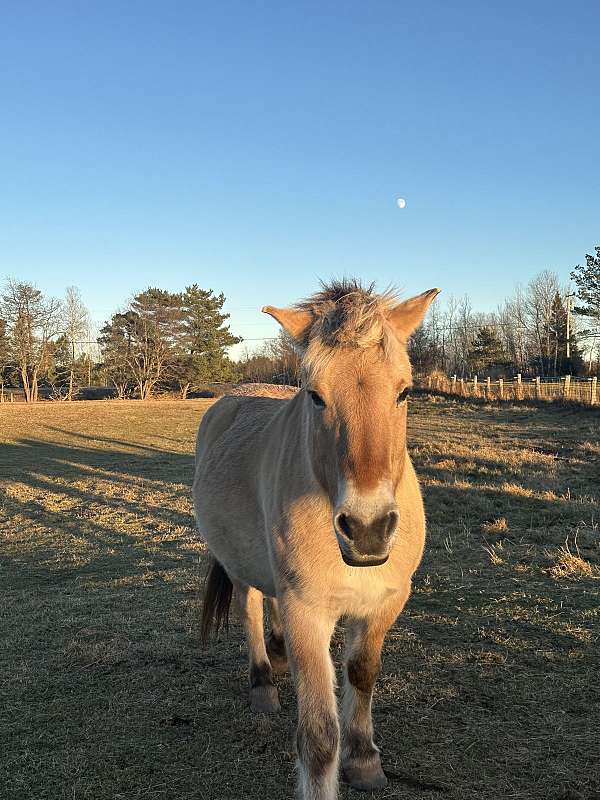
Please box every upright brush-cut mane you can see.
[293,279,401,376]
[295,279,398,349]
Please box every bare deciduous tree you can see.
[0,279,62,401]
[62,286,91,399]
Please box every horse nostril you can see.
[385,510,399,538]
[335,512,354,540]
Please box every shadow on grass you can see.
[0,435,197,589]
[1,401,599,800]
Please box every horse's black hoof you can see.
[341,761,388,791]
[250,684,281,714]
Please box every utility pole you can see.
[565,292,575,360]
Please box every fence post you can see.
[535,377,541,399]
[564,375,571,400]
[517,373,522,400]
[486,376,491,398]
[498,378,504,399]
[427,375,432,390]
[473,375,478,397]
[460,377,464,396]
[591,376,598,406]
[451,374,457,394]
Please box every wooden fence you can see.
[418,373,598,407]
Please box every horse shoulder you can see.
[195,396,243,465]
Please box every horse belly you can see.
[193,397,280,596]
[194,495,276,596]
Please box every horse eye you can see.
[308,390,326,408]
[396,387,410,405]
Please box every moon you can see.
[396,198,406,209]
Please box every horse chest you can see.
[338,570,402,615]
[293,565,404,617]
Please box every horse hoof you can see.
[250,685,281,714]
[341,762,388,792]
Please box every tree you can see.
[128,288,186,399]
[497,285,528,375]
[62,286,91,399]
[172,285,241,398]
[0,280,62,401]
[571,246,600,364]
[545,291,583,375]
[47,333,92,399]
[523,271,565,376]
[99,289,185,400]
[98,311,136,398]
[445,295,477,377]
[99,285,241,400]
[0,318,10,398]
[408,326,441,375]
[468,325,510,376]
[238,332,299,385]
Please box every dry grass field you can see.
[1,396,599,800]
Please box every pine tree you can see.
[468,326,511,376]
[99,290,185,399]
[98,285,241,399]
[173,285,241,397]
[98,311,137,398]
[571,246,600,336]
[546,292,583,375]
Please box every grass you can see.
[1,396,599,800]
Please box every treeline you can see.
[237,249,600,384]
[409,258,600,378]
[238,334,301,386]
[0,280,241,401]
[409,271,585,378]
[1,246,598,401]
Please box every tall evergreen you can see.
[468,326,511,376]
[99,285,241,399]
[571,246,600,323]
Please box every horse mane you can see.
[294,279,400,373]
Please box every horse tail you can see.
[201,557,233,646]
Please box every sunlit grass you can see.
[1,396,599,800]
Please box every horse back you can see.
[195,394,289,465]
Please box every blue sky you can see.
[1,1,599,355]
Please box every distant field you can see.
[1,397,599,800]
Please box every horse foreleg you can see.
[234,581,280,714]
[341,591,409,791]
[282,598,339,800]
[266,597,288,673]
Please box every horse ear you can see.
[262,305,313,342]
[388,288,441,341]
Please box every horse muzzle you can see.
[333,507,398,568]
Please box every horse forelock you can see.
[295,279,403,377]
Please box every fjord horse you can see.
[193,280,439,799]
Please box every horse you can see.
[192,279,440,800]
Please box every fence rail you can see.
[418,373,598,406]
